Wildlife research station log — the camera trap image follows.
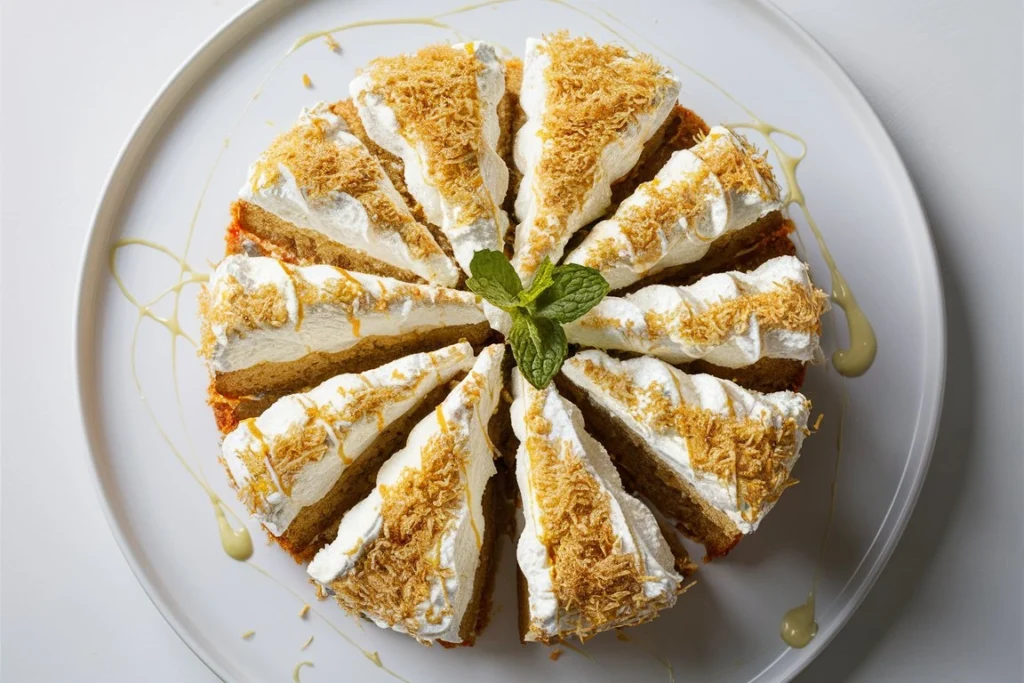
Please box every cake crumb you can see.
[548,648,563,661]
[298,603,310,619]
[300,635,314,650]
[302,73,313,88]
[615,628,630,642]
[324,34,341,52]
[241,630,255,640]
[265,120,275,127]
[812,413,824,431]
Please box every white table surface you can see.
[2,0,1021,680]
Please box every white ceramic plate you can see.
[75,0,944,681]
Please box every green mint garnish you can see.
[533,263,610,323]
[465,249,522,309]
[467,250,609,389]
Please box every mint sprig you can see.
[466,250,610,389]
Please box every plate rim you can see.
[73,1,947,681]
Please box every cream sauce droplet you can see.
[780,593,818,648]
[212,494,253,561]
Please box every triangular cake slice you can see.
[308,344,506,646]
[511,370,686,643]
[565,126,784,291]
[221,343,475,561]
[558,350,811,559]
[350,42,510,276]
[231,103,459,286]
[511,32,680,282]
[199,255,492,424]
[565,255,829,392]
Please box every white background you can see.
[2,0,1021,681]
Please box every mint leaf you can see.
[534,264,610,323]
[466,249,522,311]
[518,258,556,308]
[508,314,567,389]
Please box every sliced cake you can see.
[565,126,786,291]
[511,370,688,643]
[558,350,811,559]
[198,255,492,430]
[221,343,475,562]
[229,102,459,286]
[308,345,506,646]
[564,256,829,392]
[350,42,510,275]
[511,32,681,282]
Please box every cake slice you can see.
[564,126,785,291]
[350,42,510,276]
[511,370,687,643]
[230,102,459,286]
[221,343,475,562]
[198,255,492,424]
[558,350,811,559]
[511,32,680,282]
[564,256,829,392]
[308,345,506,646]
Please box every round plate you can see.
[75,0,944,681]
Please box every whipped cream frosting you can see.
[564,255,829,368]
[565,126,782,290]
[511,35,680,282]
[561,351,810,534]
[240,103,459,287]
[221,343,475,536]
[350,42,510,276]
[201,255,486,374]
[308,344,505,643]
[512,371,680,641]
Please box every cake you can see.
[307,345,505,646]
[558,350,811,559]
[229,103,460,286]
[511,370,690,642]
[220,342,475,562]
[196,31,833,649]
[565,126,789,292]
[350,41,511,275]
[511,32,681,282]
[199,254,493,432]
[564,255,830,392]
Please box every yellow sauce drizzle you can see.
[292,660,313,682]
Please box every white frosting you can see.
[239,103,459,287]
[511,36,680,282]
[204,255,486,374]
[561,351,810,534]
[565,127,783,290]
[350,42,509,276]
[308,345,505,643]
[512,371,680,640]
[564,256,827,368]
[221,343,475,536]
